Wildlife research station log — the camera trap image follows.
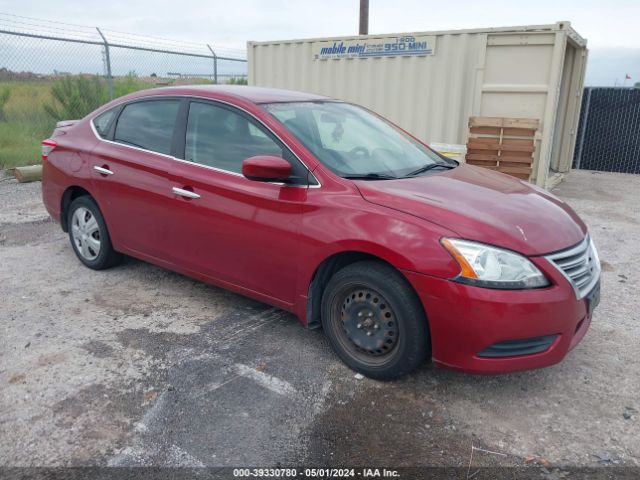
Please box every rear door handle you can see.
[172,187,200,199]
[93,166,114,175]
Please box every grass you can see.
[0,74,247,171]
[0,81,54,169]
[0,74,152,170]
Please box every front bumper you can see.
[403,258,595,374]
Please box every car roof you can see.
[131,85,332,104]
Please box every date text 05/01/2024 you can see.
[232,468,400,478]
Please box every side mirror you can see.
[242,155,292,183]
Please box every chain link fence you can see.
[0,13,247,170]
[573,87,640,174]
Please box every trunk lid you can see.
[51,119,80,138]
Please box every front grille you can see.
[545,235,601,299]
[478,335,557,358]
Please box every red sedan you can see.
[41,86,601,379]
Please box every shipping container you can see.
[248,21,587,187]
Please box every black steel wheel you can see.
[336,286,400,365]
[321,261,430,379]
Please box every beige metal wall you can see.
[248,22,587,187]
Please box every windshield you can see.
[263,101,456,179]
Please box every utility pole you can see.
[359,0,369,35]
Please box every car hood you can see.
[355,164,586,256]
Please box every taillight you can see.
[41,139,57,161]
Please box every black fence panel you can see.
[573,87,640,173]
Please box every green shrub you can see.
[0,86,9,120]
[113,71,149,98]
[227,77,248,85]
[0,75,157,170]
[44,75,108,121]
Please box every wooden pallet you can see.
[465,117,539,180]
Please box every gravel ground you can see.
[0,170,638,469]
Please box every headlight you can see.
[441,238,549,289]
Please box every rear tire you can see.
[67,196,122,270]
[321,261,430,380]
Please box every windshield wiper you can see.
[403,163,456,178]
[342,173,399,180]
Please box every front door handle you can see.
[172,187,201,199]
[93,165,114,175]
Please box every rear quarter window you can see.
[92,109,116,138]
[113,100,180,155]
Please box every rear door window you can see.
[114,100,180,155]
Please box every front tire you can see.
[67,196,122,270]
[321,261,430,380]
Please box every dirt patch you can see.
[37,352,68,366]
[8,373,26,385]
[48,379,168,465]
[600,261,615,272]
[115,328,200,360]
[0,218,58,246]
[299,374,522,467]
[80,340,115,359]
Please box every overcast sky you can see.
[2,0,639,85]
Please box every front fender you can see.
[293,193,462,322]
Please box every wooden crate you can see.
[465,117,539,180]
